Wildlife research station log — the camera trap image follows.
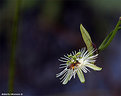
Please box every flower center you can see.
[68,60,80,70]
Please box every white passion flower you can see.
[56,47,102,84]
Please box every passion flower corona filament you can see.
[56,47,102,84]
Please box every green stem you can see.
[8,0,21,93]
[118,26,121,30]
[98,17,121,51]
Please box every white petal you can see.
[73,72,76,78]
[85,49,95,58]
[56,68,67,77]
[62,71,71,84]
[83,66,90,72]
[60,57,69,60]
[85,64,102,71]
[72,51,75,55]
[83,50,88,57]
[79,49,81,52]
[64,55,70,59]
[58,59,67,62]
[81,48,86,57]
[85,59,96,63]
[59,71,68,80]
[60,63,66,65]
[59,66,67,69]
[87,54,98,59]
[69,69,73,81]
[60,70,69,82]
[81,67,87,73]
[77,69,85,83]
[74,50,77,54]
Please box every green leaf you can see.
[80,24,93,52]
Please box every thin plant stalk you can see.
[8,0,21,93]
[98,17,121,51]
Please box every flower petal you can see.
[62,71,71,85]
[85,64,102,71]
[77,69,85,83]
[56,68,67,77]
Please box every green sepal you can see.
[77,69,85,83]
[80,24,93,52]
[85,64,102,71]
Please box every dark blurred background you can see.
[0,0,121,96]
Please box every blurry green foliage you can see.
[21,0,41,9]
[42,0,62,23]
[88,0,121,13]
